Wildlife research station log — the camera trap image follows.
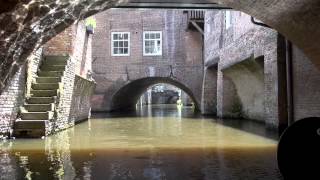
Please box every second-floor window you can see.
[111,32,130,56]
[143,31,162,56]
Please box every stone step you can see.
[38,71,64,77]
[32,83,59,90]
[43,56,68,66]
[30,90,58,97]
[13,120,49,138]
[27,97,55,104]
[15,120,49,129]
[24,104,54,112]
[20,112,54,120]
[40,65,66,71]
[36,77,61,83]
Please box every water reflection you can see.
[0,105,282,179]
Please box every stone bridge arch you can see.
[110,77,200,111]
[92,64,203,112]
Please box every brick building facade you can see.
[203,10,320,130]
[91,9,203,112]
[1,8,319,138]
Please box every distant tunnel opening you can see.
[137,83,194,107]
[110,77,200,112]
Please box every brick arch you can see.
[1,0,320,94]
[110,77,200,111]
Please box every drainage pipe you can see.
[251,17,272,29]
[286,40,294,126]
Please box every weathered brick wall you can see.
[43,27,73,56]
[201,66,218,114]
[222,58,265,120]
[72,21,92,78]
[54,58,76,131]
[0,67,25,138]
[83,34,93,79]
[292,46,320,121]
[204,10,280,128]
[70,75,95,123]
[91,9,203,111]
[217,70,242,118]
[25,48,43,97]
[0,48,43,138]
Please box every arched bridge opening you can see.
[110,77,200,112]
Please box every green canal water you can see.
[0,105,282,179]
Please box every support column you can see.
[201,66,218,115]
[217,65,242,118]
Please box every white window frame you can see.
[143,31,162,56]
[225,11,231,30]
[111,32,130,56]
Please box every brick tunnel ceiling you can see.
[1,0,320,94]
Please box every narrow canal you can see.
[0,105,282,179]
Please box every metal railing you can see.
[185,10,205,21]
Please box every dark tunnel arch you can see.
[110,77,200,112]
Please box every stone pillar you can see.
[217,69,242,119]
[147,89,152,105]
[264,34,288,130]
[201,66,218,115]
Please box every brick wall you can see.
[292,46,320,121]
[54,58,76,132]
[222,57,265,120]
[25,48,43,97]
[70,75,95,123]
[0,48,43,138]
[91,9,203,111]
[72,22,92,78]
[201,66,218,114]
[204,10,281,128]
[203,10,320,128]
[0,66,25,138]
[43,27,73,56]
[217,70,242,118]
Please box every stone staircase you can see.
[13,56,68,138]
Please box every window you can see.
[225,11,231,29]
[143,31,162,56]
[111,32,130,56]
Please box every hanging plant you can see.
[85,17,96,34]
